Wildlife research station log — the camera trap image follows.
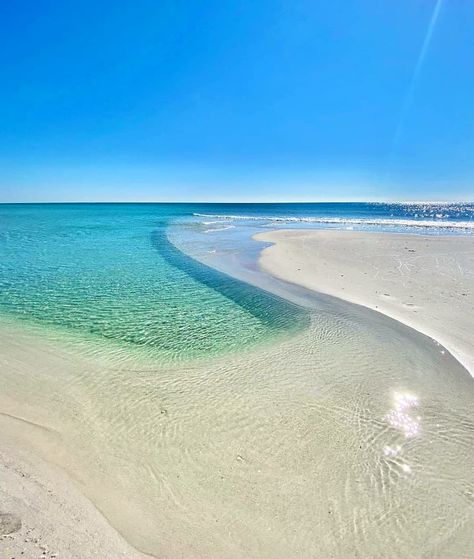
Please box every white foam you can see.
[193,213,474,230]
[203,225,236,233]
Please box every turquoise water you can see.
[0,202,472,360]
[0,204,308,360]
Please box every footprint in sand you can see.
[0,511,22,535]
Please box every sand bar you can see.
[256,229,474,376]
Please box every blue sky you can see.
[1,0,473,202]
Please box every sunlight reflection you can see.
[383,445,401,457]
[384,392,420,438]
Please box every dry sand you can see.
[0,429,148,559]
[256,229,474,375]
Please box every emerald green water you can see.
[0,204,307,360]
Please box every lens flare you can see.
[390,0,444,155]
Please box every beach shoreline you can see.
[255,229,474,377]
[0,419,149,559]
[0,319,152,559]
[1,225,473,558]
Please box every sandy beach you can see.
[0,322,149,559]
[256,229,474,376]
[1,225,473,558]
[2,0,474,551]
[0,430,148,559]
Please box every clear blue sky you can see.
[1,0,473,202]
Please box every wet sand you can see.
[256,229,474,375]
[0,321,149,559]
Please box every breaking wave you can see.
[193,213,474,230]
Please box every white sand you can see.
[1,231,473,558]
[0,322,150,559]
[256,229,474,375]
[0,427,149,559]
[3,310,474,559]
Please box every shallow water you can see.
[0,204,308,361]
[0,203,473,558]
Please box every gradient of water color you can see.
[0,202,473,558]
[0,203,309,361]
[1,202,472,358]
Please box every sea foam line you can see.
[193,214,474,230]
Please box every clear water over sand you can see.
[0,204,307,360]
[1,204,473,558]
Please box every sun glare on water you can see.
[384,392,420,439]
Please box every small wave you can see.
[193,213,474,230]
[203,225,236,233]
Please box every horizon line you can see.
[0,199,472,205]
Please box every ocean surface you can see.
[1,202,473,558]
[190,201,474,232]
[0,203,309,361]
[1,202,473,359]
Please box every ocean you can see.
[1,202,472,359]
[0,202,473,558]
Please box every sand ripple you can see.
[1,294,473,558]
